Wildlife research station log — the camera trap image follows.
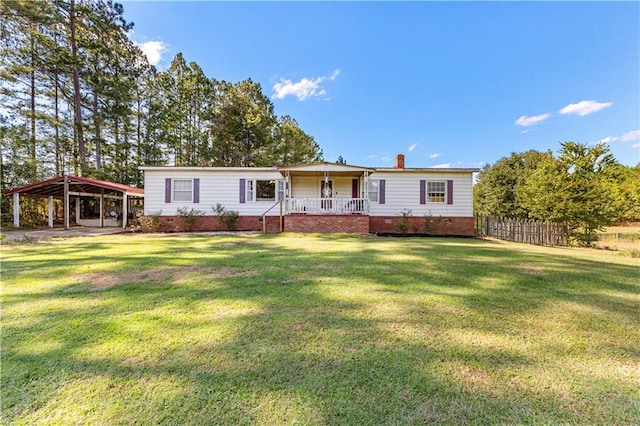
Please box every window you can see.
[256,180,276,201]
[247,180,254,202]
[277,180,285,201]
[173,179,193,202]
[427,181,445,203]
[246,179,284,202]
[367,180,379,203]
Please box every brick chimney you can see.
[395,153,405,169]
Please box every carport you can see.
[6,175,144,229]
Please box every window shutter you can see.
[379,179,386,204]
[165,178,172,203]
[352,179,358,198]
[419,180,426,204]
[239,179,246,203]
[193,178,200,203]
[447,180,453,204]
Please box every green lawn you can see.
[2,233,639,424]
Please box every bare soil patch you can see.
[74,265,259,291]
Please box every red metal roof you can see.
[5,175,144,197]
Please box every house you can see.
[140,154,478,235]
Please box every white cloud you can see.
[408,143,418,152]
[558,100,613,116]
[428,153,441,159]
[515,113,551,127]
[621,130,640,141]
[364,154,377,160]
[380,156,392,162]
[135,40,167,66]
[429,163,452,168]
[632,143,640,149]
[272,70,340,101]
[598,130,639,144]
[599,136,620,144]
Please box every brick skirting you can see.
[141,215,265,233]
[141,214,475,236]
[369,216,475,236]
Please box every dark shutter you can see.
[352,179,358,198]
[379,179,386,204]
[419,180,426,204]
[447,180,453,204]
[193,178,200,203]
[165,178,172,203]
[239,179,246,203]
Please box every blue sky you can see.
[122,1,640,168]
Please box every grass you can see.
[2,233,639,424]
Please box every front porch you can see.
[279,162,375,216]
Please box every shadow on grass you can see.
[2,234,639,423]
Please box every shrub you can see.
[144,210,163,232]
[176,207,205,232]
[213,203,240,231]
[396,209,412,233]
[422,212,443,235]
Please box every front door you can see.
[321,180,333,210]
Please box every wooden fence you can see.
[475,214,568,247]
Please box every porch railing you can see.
[286,198,369,215]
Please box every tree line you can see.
[0,0,323,196]
[474,141,640,245]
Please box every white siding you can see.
[144,169,284,216]
[369,171,474,217]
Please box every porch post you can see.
[285,170,290,213]
[13,193,19,228]
[364,171,369,200]
[122,193,128,229]
[48,196,54,228]
[64,175,69,230]
[364,171,370,213]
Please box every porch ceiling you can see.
[282,170,368,177]
[279,162,374,177]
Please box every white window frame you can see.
[247,179,284,202]
[426,181,446,203]
[173,179,193,202]
[276,180,285,202]
[367,179,379,203]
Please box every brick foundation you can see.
[141,214,475,236]
[141,215,265,233]
[284,214,370,233]
[368,216,475,236]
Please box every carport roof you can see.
[5,175,144,198]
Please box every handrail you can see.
[260,200,283,234]
[286,198,369,215]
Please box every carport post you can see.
[64,175,69,230]
[122,193,128,229]
[48,196,54,228]
[13,193,19,228]
[75,197,81,223]
[100,189,104,228]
